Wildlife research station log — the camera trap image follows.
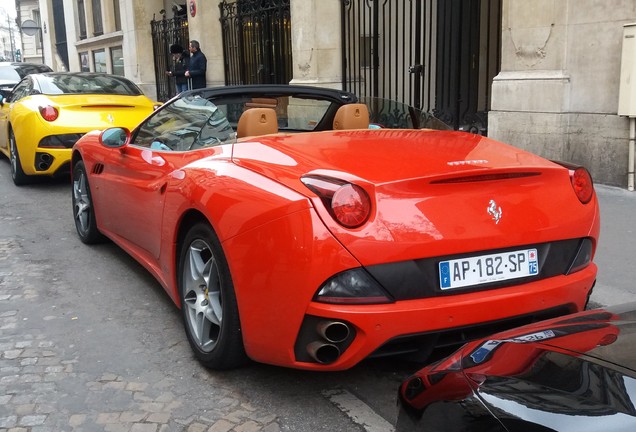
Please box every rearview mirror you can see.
[100,127,130,148]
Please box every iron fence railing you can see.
[219,0,292,85]
[150,15,189,102]
[341,0,501,134]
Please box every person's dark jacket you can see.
[188,50,207,89]
[171,51,190,86]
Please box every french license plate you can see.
[439,248,538,290]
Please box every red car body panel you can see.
[234,130,599,265]
[399,309,623,413]
[73,125,599,370]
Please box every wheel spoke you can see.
[206,261,223,323]
[197,312,215,351]
[188,243,207,284]
[75,202,89,231]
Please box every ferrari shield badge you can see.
[107,114,114,124]
[487,200,502,224]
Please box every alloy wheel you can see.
[182,238,223,352]
[73,169,90,236]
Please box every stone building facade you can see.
[25,0,636,188]
[14,0,42,64]
[489,0,636,189]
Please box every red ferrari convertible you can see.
[70,85,599,371]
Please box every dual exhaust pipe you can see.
[36,153,54,171]
[306,320,351,364]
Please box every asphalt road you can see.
[0,155,633,431]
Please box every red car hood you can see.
[231,129,599,265]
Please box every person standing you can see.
[166,44,190,93]
[185,40,207,89]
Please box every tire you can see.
[9,130,30,186]
[72,160,104,244]
[178,222,247,369]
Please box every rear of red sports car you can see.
[221,128,599,370]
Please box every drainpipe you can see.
[630,117,635,191]
[618,23,636,191]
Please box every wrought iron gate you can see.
[219,0,292,85]
[150,14,189,102]
[341,0,501,133]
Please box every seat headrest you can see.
[237,108,278,138]
[333,103,370,130]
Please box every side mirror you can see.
[100,127,130,148]
[0,94,4,106]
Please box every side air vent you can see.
[92,163,105,175]
[431,172,540,184]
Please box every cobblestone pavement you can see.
[0,238,281,432]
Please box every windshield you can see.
[132,95,236,151]
[36,73,143,96]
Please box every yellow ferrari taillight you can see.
[39,105,59,122]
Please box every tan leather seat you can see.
[333,103,370,130]
[237,108,278,138]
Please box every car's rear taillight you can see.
[301,175,372,228]
[39,105,59,122]
[571,167,594,204]
[552,161,595,204]
[331,183,371,228]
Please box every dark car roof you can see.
[30,72,144,96]
[183,84,358,105]
[0,62,53,84]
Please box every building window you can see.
[111,46,124,75]
[77,0,87,39]
[113,0,121,31]
[93,49,106,72]
[32,10,42,50]
[79,52,90,71]
[92,0,104,36]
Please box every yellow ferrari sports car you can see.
[0,72,159,185]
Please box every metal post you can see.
[39,27,44,64]
[6,15,16,61]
